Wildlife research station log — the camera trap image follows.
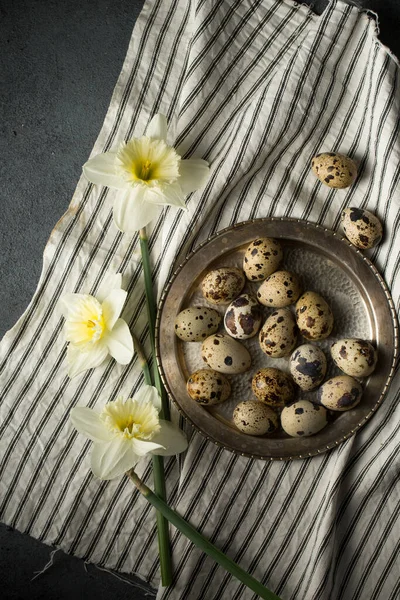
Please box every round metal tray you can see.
[156,218,398,460]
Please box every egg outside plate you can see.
[155,218,398,460]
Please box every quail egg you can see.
[175,307,222,342]
[187,369,231,405]
[201,267,245,305]
[252,367,295,408]
[317,375,363,411]
[224,294,262,339]
[257,270,302,308]
[295,291,334,340]
[331,338,377,378]
[201,333,251,374]
[243,238,283,281]
[259,308,297,358]
[289,344,327,391]
[341,207,383,249]
[233,401,279,436]
[281,400,328,437]
[311,152,357,188]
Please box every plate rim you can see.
[155,217,399,460]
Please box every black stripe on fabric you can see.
[178,458,257,600]
[178,0,269,114]
[183,0,245,81]
[191,461,273,598]
[324,49,391,231]
[272,450,349,595]
[248,6,356,222]
[329,443,400,595]
[83,456,178,563]
[111,457,178,574]
[184,19,313,254]
[211,462,293,600]
[299,386,400,598]
[179,7,310,159]
[300,29,375,224]
[142,446,233,580]
[317,43,382,228]
[239,454,332,600]
[375,544,400,600]
[124,0,181,139]
[312,439,400,599]
[115,437,214,572]
[343,476,400,600]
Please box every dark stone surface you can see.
[0,0,399,598]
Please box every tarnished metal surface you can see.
[156,218,398,460]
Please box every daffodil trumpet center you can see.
[116,137,181,186]
[101,397,161,441]
[64,295,106,351]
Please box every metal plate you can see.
[156,218,399,460]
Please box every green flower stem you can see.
[132,334,152,386]
[139,227,170,421]
[132,333,172,586]
[128,471,282,600]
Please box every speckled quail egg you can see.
[201,267,245,305]
[243,238,283,281]
[259,308,297,358]
[311,152,357,188]
[233,401,279,436]
[317,375,362,411]
[257,270,302,308]
[341,207,383,249]
[295,291,334,340]
[187,369,231,405]
[224,294,262,340]
[252,367,295,408]
[281,400,328,437]
[289,344,327,391]
[201,333,251,374]
[331,338,377,378]
[175,307,222,342]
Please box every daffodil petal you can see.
[59,293,87,319]
[91,438,137,480]
[135,385,161,411]
[113,187,161,233]
[83,152,129,190]
[67,342,109,378]
[106,318,134,365]
[148,182,186,209]
[130,438,164,456]
[102,289,127,331]
[151,420,188,456]
[70,407,114,442]
[178,158,210,196]
[96,273,123,303]
[145,113,168,141]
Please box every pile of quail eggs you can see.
[174,154,383,441]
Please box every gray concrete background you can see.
[0,0,399,598]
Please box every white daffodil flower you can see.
[60,273,134,378]
[83,113,210,233]
[70,386,188,480]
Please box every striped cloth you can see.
[0,1,399,599]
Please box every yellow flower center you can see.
[116,136,181,187]
[65,295,105,350]
[139,160,152,181]
[101,397,160,440]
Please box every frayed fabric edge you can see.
[30,545,157,597]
